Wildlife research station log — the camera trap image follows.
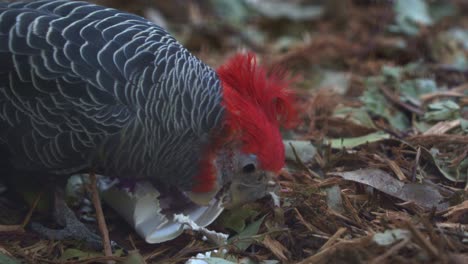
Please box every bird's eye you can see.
[242,163,256,173]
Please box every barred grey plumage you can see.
[0,0,224,190]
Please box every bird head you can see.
[187,53,296,208]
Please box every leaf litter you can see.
[0,0,467,263]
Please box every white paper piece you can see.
[101,181,224,243]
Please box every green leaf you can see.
[421,147,467,183]
[210,0,249,26]
[381,65,402,80]
[373,229,411,246]
[333,107,376,129]
[424,100,460,121]
[399,79,438,104]
[246,1,323,21]
[391,0,432,35]
[461,118,468,132]
[361,80,410,131]
[413,121,432,133]
[0,252,21,264]
[328,132,391,149]
[122,250,145,264]
[196,257,237,264]
[284,140,317,163]
[229,215,266,251]
[218,207,259,233]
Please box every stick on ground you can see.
[89,172,113,261]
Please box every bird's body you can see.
[0,0,224,191]
[0,0,295,207]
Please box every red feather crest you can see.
[191,52,296,193]
[217,52,296,172]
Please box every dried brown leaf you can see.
[330,169,449,210]
[262,235,290,262]
[443,200,468,223]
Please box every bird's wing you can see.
[0,1,223,186]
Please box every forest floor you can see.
[0,0,467,263]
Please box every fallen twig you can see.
[0,224,24,233]
[318,227,347,251]
[22,191,42,228]
[406,221,440,260]
[89,172,113,263]
[297,236,371,264]
[369,238,410,264]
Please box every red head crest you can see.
[191,52,296,193]
[217,52,296,172]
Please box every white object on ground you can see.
[100,181,225,243]
[174,214,228,245]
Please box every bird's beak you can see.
[186,171,279,208]
[222,171,278,209]
[185,188,219,206]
